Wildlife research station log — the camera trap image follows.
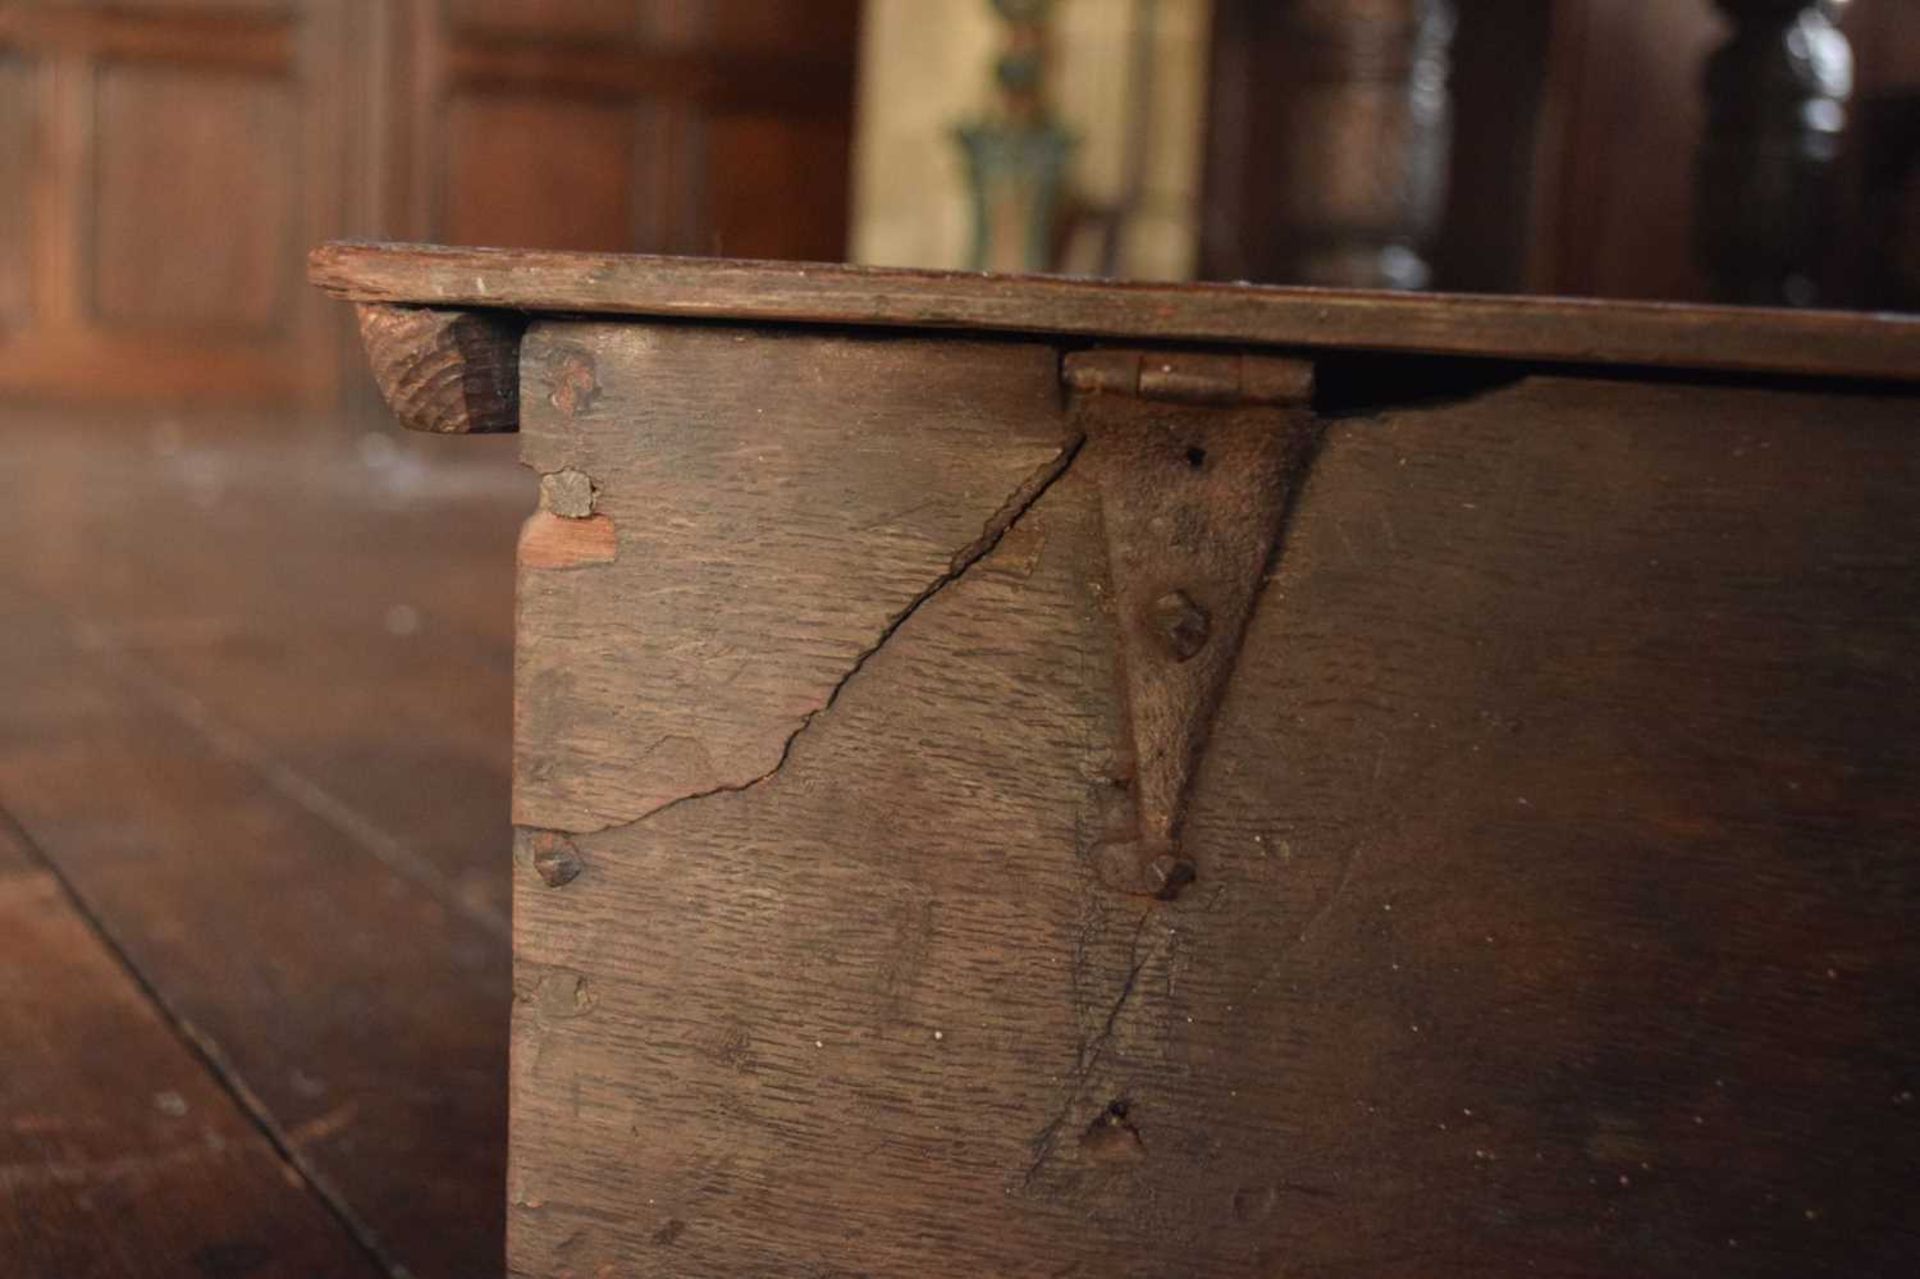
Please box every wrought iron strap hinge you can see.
[1065,349,1321,901]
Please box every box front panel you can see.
[509,322,1920,1277]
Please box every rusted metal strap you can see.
[1067,349,1321,899]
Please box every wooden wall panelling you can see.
[1207,0,1912,307]
[686,0,866,261]
[447,0,652,39]
[15,11,88,338]
[91,62,296,331]
[62,0,290,12]
[294,0,368,405]
[1429,0,1552,293]
[0,0,861,405]
[704,112,852,261]
[0,0,355,404]
[0,52,31,322]
[1848,0,1920,90]
[441,92,643,252]
[1197,0,1257,281]
[1525,0,1723,300]
[701,0,861,58]
[322,0,397,416]
[413,0,859,260]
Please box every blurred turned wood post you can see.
[1202,0,1455,289]
[1695,0,1854,305]
[955,0,1075,274]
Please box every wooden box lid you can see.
[311,241,1920,383]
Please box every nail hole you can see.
[1080,1097,1146,1162]
[1184,446,1207,469]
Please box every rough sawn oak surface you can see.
[503,318,1919,1277]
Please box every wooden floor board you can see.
[0,411,529,1278]
[0,810,386,1279]
[0,414,527,926]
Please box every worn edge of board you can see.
[312,241,1920,384]
[356,302,525,435]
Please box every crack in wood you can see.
[1023,908,1159,1187]
[0,805,416,1279]
[580,434,1089,837]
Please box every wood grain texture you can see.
[507,324,1919,1276]
[1168,373,1920,1276]
[357,302,524,434]
[0,813,382,1279]
[310,240,1920,382]
[511,321,1081,833]
[510,396,1131,1276]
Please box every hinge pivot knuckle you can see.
[1064,348,1314,407]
